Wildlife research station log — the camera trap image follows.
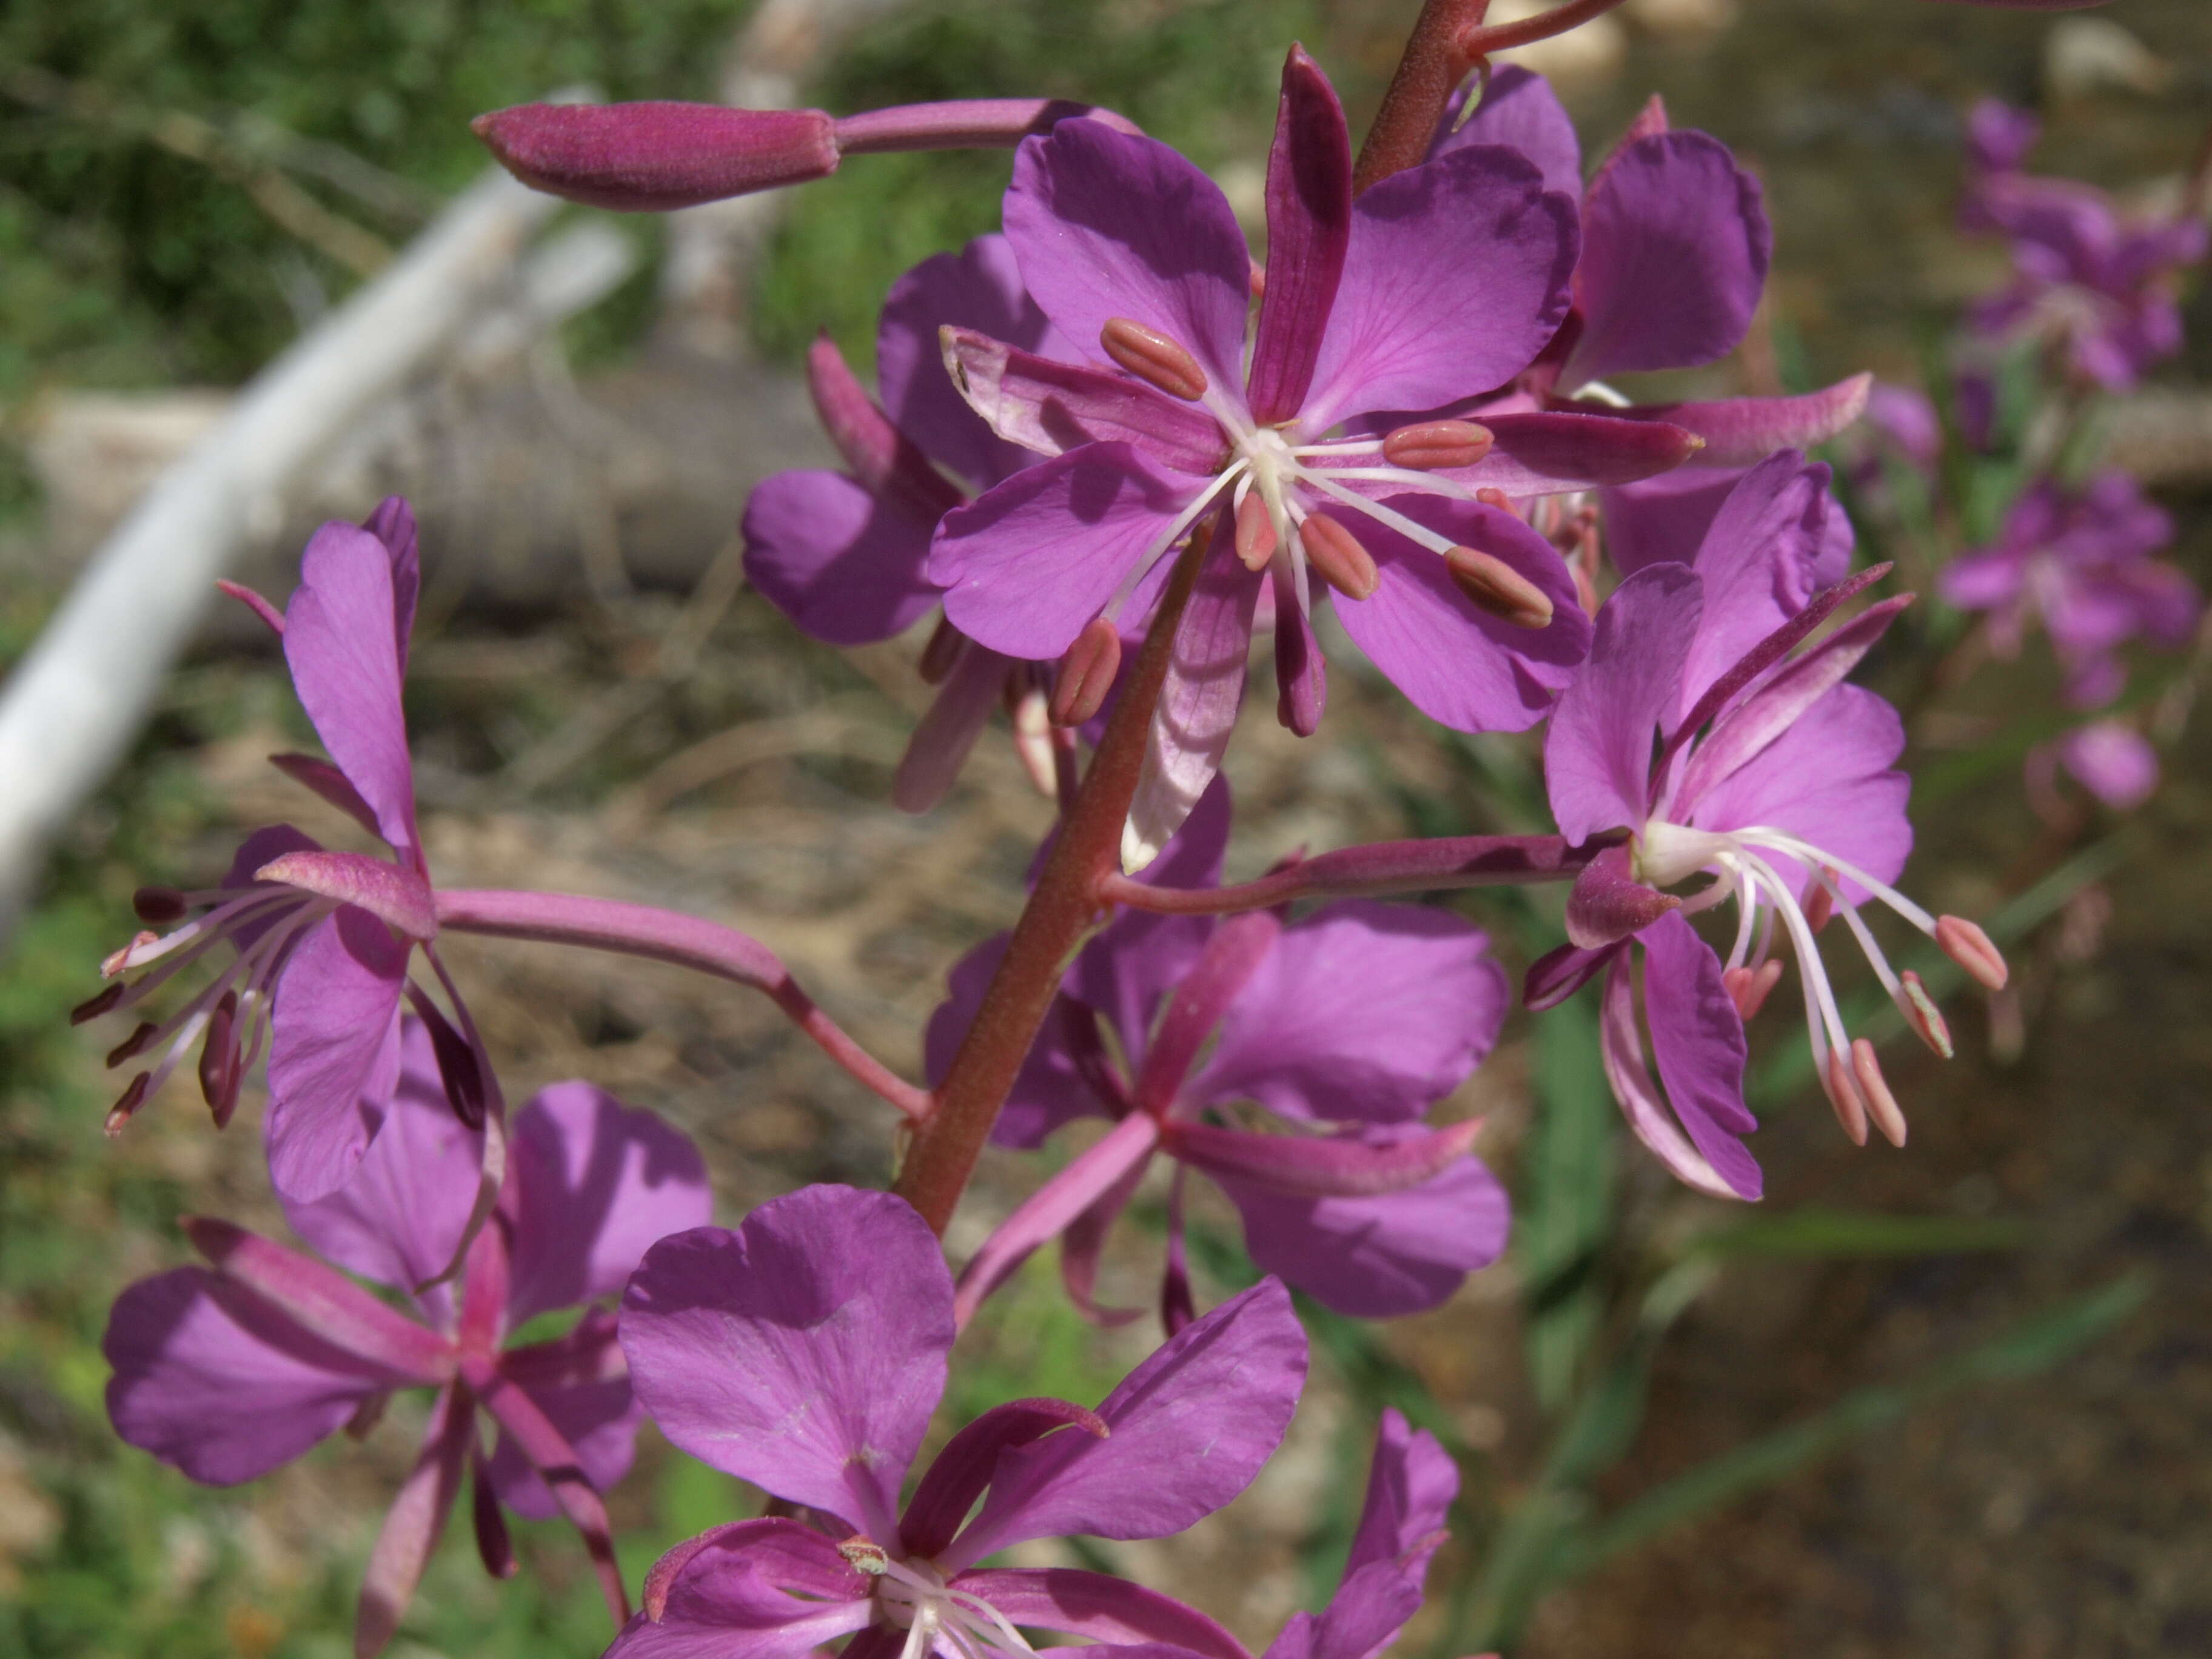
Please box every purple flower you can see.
[79,499,480,1201]
[1940,471,2198,703]
[1441,69,1873,576]
[2030,719,2160,814]
[928,47,1703,865]
[103,1018,711,1654]
[929,783,1510,1327]
[1960,102,2208,390]
[1532,454,2006,1195]
[743,235,1084,810]
[612,1182,1306,1659]
[1266,1410,1456,1659]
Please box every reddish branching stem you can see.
[1098,833,1603,916]
[1458,0,1633,59]
[891,523,1216,1236]
[1352,0,1492,195]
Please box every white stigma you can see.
[870,1554,1037,1659]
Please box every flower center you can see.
[846,1546,1037,1659]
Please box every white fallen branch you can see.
[0,166,565,935]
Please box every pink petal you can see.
[944,328,1227,473]
[265,907,409,1203]
[1302,147,1576,431]
[361,495,421,675]
[103,1267,389,1485]
[283,521,418,854]
[940,1278,1306,1569]
[1345,1408,1457,1574]
[1191,900,1506,1124]
[1620,917,1762,1199]
[502,1082,712,1324]
[1543,564,1700,843]
[742,469,946,647]
[616,1521,873,1659]
[1430,65,1581,199]
[1330,495,1588,734]
[1246,48,1353,424]
[1560,132,1770,390]
[620,1187,953,1538]
[1005,121,1253,397]
[1597,951,1748,1201]
[931,444,1202,660]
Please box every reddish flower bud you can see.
[472,101,840,211]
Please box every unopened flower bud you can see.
[1099,317,1208,401]
[1445,546,1553,629]
[1935,914,2008,990]
[1381,420,1494,471]
[1051,618,1122,727]
[472,101,840,211]
[1851,1038,1908,1148]
[1298,515,1380,600]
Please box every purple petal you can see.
[1344,1407,1457,1575]
[957,1569,1253,1659]
[880,233,1065,488]
[1609,375,1872,468]
[265,908,409,1203]
[1247,48,1353,424]
[267,754,383,841]
[255,849,435,942]
[743,469,946,647]
[1216,1141,1508,1318]
[901,1398,1110,1559]
[1191,900,1506,1124]
[1545,563,1700,842]
[940,1278,1306,1569]
[1302,147,1576,431]
[501,1083,712,1325]
[1689,685,1911,898]
[1677,452,1846,716]
[1599,468,1741,577]
[103,1267,388,1484]
[620,1187,953,1537]
[283,521,419,855]
[281,1017,480,1295]
[1637,914,1762,1198]
[932,444,1201,659]
[361,495,421,675]
[1561,132,1770,389]
[1005,122,1253,397]
[1430,65,1581,200]
[355,1381,473,1659]
[944,329,1228,473]
[2059,721,2158,809]
[1598,950,1751,1200]
[1330,496,1589,734]
[484,1319,642,1521]
[1124,533,1261,871]
[617,1520,874,1659]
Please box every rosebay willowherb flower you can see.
[612,1183,1306,1659]
[931,782,1510,1330]
[76,501,498,1201]
[104,1019,711,1654]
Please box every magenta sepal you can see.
[1165,1118,1481,1198]
[956,1568,1256,1659]
[267,752,383,841]
[900,1399,1110,1560]
[1564,843,1678,950]
[1245,45,1353,425]
[1133,911,1283,1114]
[954,1111,1162,1326]
[1594,374,1872,468]
[180,1217,456,1382]
[357,1380,474,1659]
[640,1517,865,1624]
[805,333,964,513]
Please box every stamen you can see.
[1851,1039,1908,1147]
[106,1022,159,1068]
[1297,514,1379,600]
[1936,915,2009,990]
[72,984,124,1025]
[1234,491,1277,572]
[102,932,161,979]
[1381,419,1493,470]
[1444,546,1553,629]
[105,1073,152,1137]
[1822,1047,1869,1146]
[1899,970,1953,1059]
[917,615,965,686]
[1803,874,1835,934]
[133,885,189,923]
[839,1538,890,1575]
[1099,317,1208,401]
[1050,618,1121,728]
[1721,960,1784,1021]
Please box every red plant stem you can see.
[434,888,931,1122]
[1097,832,1603,916]
[892,522,1215,1236]
[1352,0,1491,195]
[1458,0,1632,58]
